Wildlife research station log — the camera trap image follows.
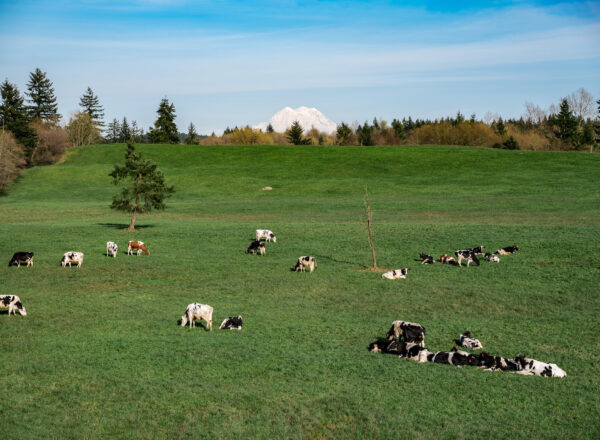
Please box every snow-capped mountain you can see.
[255,106,337,134]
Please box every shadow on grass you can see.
[97,223,155,230]
[313,254,369,269]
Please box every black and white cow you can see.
[386,320,426,347]
[476,352,520,372]
[427,348,480,367]
[8,252,34,267]
[514,355,566,377]
[398,342,432,362]
[219,315,243,330]
[0,295,27,316]
[256,229,277,242]
[180,303,213,330]
[459,331,483,350]
[246,240,266,255]
[454,249,480,267]
[484,252,500,263]
[469,246,485,255]
[369,338,399,354]
[419,253,434,264]
[381,268,408,280]
[106,241,118,258]
[61,251,84,268]
[294,256,316,273]
[496,245,520,255]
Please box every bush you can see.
[30,120,70,165]
[66,112,101,147]
[503,136,520,150]
[0,130,26,190]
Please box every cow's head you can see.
[180,314,188,327]
[270,234,276,242]
[60,257,67,267]
[15,301,26,316]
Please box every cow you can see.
[514,355,566,377]
[369,338,400,354]
[455,249,480,267]
[60,252,84,268]
[427,348,479,367]
[106,241,118,258]
[468,246,485,255]
[484,252,500,263]
[496,245,519,255]
[8,252,34,267]
[398,342,432,363]
[180,303,213,330]
[256,229,277,243]
[458,331,483,350]
[0,295,27,316]
[476,352,520,372]
[386,320,426,347]
[438,254,456,265]
[381,268,408,280]
[128,241,149,256]
[246,240,266,255]
[419,253,434,264]
[219,315,243,330]
[294,256,316,273]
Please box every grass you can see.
[1,144,599,439]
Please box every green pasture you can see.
[1,144,599,439]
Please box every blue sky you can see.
[1,0,599,134]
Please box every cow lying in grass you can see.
[438,254,456,265]
[294,256,316,273]
[496,245,519,255]
[381,268,408,280]
[386,320,426,347]
[458,331,483,350]
[246,240,266,255]
[419,253,434,264]
[514,355,567,377]
[8,252,34,267]
[180,303,213,330]
[427,347,480,367]
[0,295,27,316]
[106,241,118,258]
[368,339,431,362]
[256,229,277,242]
[61,252,84,268]
[219,316,243,330]
[484,252,499,263]
[128,241,149,256]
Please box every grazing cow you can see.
[219,315,243,330]
[128,241,149,256]
[381,268,408,280]
[398,342,432,362]
[459,331,483,350]
[0,295,27,316]
[484,252,500,263]
[60,252,84,268]
[454,249,480,267]
[180,303,213,330]
[419,253,434,264]
[514,355,566,377]
[386,320,426,347]
[496,245,520,255]
[8,252,34,267]
[106,241,118,258]
[476,352,520,372]
[294,256,316,273]
[246,240,266,255]
[256,229,277,243]
[439,254,456,265]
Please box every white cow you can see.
[1,295,27,316]
[256,229,277,242]
[106,241,118,258]
[514,356,567,377]
[381,268,408,280]
[61,251,84,268]
[180,303,213,330]
[294,256,316,273]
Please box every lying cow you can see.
[369,338,399,354]
[294,256,316,273]
[386,320,426,347]
[8,252,34,267]
[427,347,480,367]
[106,241,118,258]
[455,249,480,267]
[419,253,434,264]
[256,229,277,242]
[476,352,520,372]
[61,251,84,268]
[469,246,485,255]
[381,268,408,280]
[0,295,27,316]
[496,245,519,255]
[439,254,456,265]
[458,331,483,350]
[399,342,432,363]
[180,303,213,330]
[246,240,266,255]
[128,241,149,256]
[514,355,566,377]
[219,315,243,330]
[484,252,499,263]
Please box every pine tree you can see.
[106,119,121,143]
[358,121,374,146]
[391,119,405,140]
[109,142,174,231]
[26,68,59,121]
[503,136,519,150]
[0,80,37,161]
[580,122,596,150]
[266,123,274,133]
[120,117,131,142]
[286,121,311,145]
[336,122,353,145]
[494,118,507,136]
[147,98,179,144]
[79,87,104,128]
[552,98,579,145]
[131,120,142,142]
[185,122,198,144]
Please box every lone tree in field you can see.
[109,142,174,231]
[286,120,312,145]
[26,68,59,122]
[148,98,179,144]
[79,87,105,129]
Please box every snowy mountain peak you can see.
[255,106,337,134]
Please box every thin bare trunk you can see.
[364,185,377,269]
[127,193,139,231]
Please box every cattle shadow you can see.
[97,223,155,230]
[312,254,369,270]
[176,319,210,330]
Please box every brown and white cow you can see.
[128,241,149,256]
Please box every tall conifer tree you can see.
[79,87,105,128]
[148,98,179,144]
[0,80,37,161]
[26,68,59,121]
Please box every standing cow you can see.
[256,229,277,242]
[61,252,84,268]
[128,241,149,256]
[180,303,213,330]
[106,241,118,258]
[1,295,27,316]
[293,256,316,273]
[8,252,34,267]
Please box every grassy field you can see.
[1,144,599,439]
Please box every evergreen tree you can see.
[391,119,405,140]
[286,121,311,145]
[185,122,198,144]
[580,121,596,149]
[223,126,233,135]
[372,117,380,130]
[109,142,174,231]
[358,121,374,146]
[552,98,579,144]
[106,118,121,143]
[120,117,131,142]
[79,87,104,128]
[502,136,519,150]
[131,120,143,143]
[147,98,179,144]
[336,122,353,145]
[25,68,59,121]
[0,80,37,161]
[266,123,274,133]
[494,118,507,136]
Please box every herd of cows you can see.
[3,231,566,378]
